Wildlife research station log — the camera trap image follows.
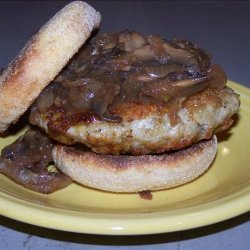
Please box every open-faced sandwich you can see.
[0,1,240,194]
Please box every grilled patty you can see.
[30,86,239,155]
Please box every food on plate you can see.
[0,1,240,193]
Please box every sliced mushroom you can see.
[147,35,170,63]
[133,45,156,61]
[172,76,208,88]
[164,42,196,66]
[68,43,96,70]
[118,31,147,52]
[172,39,211,73]
[104,51,137,71]
[142,76,208,101]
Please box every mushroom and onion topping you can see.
[0,129,72,193]
[30,31,227,134]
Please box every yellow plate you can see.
[0,81,249,235]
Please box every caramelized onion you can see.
[119,74,145,102]
[36,87,55,113]
[0,159,71,194]
[68,79,104,111]
[207,64,227,90]
[0,129,72,193]
[92,83,120,118]
[145,64,183,79]
[172,76,208,88]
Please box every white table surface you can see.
[0,1,249,249]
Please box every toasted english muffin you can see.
[0,1,101,133]
[53,135,217,192]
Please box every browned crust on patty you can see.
[0,1,101,133]
[53,135,217,192]
[110,87,224,121]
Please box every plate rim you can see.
[0,186,249,235]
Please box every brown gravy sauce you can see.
[30,31,226,132]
